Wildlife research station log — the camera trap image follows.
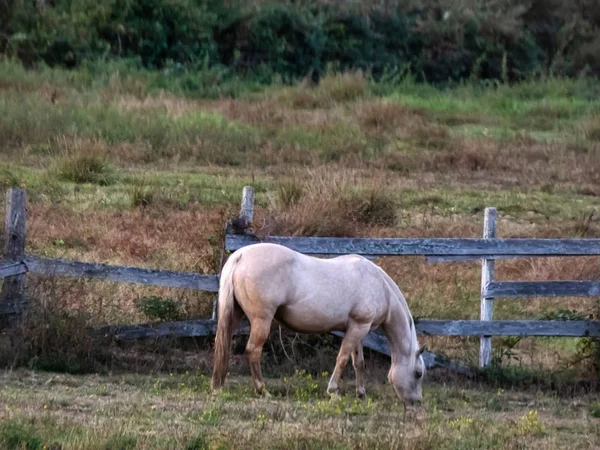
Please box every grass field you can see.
[1,59,600,448]
[0,368,599,450]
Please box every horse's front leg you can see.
[327,323,370,399]
[351,340,367,399]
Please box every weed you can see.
[129,178,157,208]
[0,421,44,450]
[135,296,182,322]
[103,433,137,450]
[450,415,474,431]
[590,402,600,418]
[56,155,119,186]
[186,435,209,450]
[516,410,545,436]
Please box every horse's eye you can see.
[415,370,423,379]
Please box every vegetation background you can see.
[0,0,599,448]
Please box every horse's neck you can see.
[382,296,415,366]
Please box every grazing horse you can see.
[210,243,426,405]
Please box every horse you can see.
[210,242,426,405]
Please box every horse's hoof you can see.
[357,391,367,400]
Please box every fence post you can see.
[479,208,496,368]
[479,207,496,368]
[240,186,255,225]
[212,186,255,321]
[1,189,27,321]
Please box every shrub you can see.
[590,402,600,418]
[0,422,43,450]
[135,296,182,322]
[103,433,137,450]
[4,0,600,82]
[56,155,119,185]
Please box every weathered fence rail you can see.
[225,234,600,257]
[24,256,219,291]
[2,187,600,373]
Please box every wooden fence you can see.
[1,187,599,373]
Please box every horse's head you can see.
[388,345,426,406]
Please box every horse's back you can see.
[230,243,390,332]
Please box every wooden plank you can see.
[101,320,250,340]
[416,320,600,337]
[24,256,219,292]
[1,189,27,318]
[486,281,600,298]
[0,260,27,278]
[226,234,600,257]
[480,207,496,368]
[427,254,548,263]
[101,318,600,340]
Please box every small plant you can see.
[517,410,545,436]
[309,396,374,418]
[589,402,600,418]
[56,155,119,185]
[199,408,221,426]
[492,336,521,366]
[286,369,321,402]
[0,166,24,191]
[135,296,181,322]
[103,433,137,450]
[0,421,44,450]
[186,435,209,450]
[129,180,157,208]
[276,180,302,207]
[450,415,474,431]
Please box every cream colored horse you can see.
[210,243,426,404]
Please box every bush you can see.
[0,422,43,450]
[3,0,600,83]
[135,296,182,322]
[56,155,119,186]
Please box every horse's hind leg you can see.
[245,317,272,396]
[327,323,370,398]
[351,340,366,399]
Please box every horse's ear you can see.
[417,345,426,357]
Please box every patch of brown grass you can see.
[273,71,370,109]
[259,168,398,237]
[113,93,198,118]
[577,115,600,142]
[355,100,411,132]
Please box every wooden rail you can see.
[102,318,600,340]
[0,260,27,278]
[486,281,600,298]
[24,256,219,291]
[225,234,600,257]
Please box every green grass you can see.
[0,370,598,450]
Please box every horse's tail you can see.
[210,250,242,392]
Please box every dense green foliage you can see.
[1,0,599,85]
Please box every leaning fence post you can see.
[479,207,497,368]
[1,189,27,322]
[212,186,255,321]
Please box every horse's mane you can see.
[374,264,419,356]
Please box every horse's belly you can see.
[274,305,348,334]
